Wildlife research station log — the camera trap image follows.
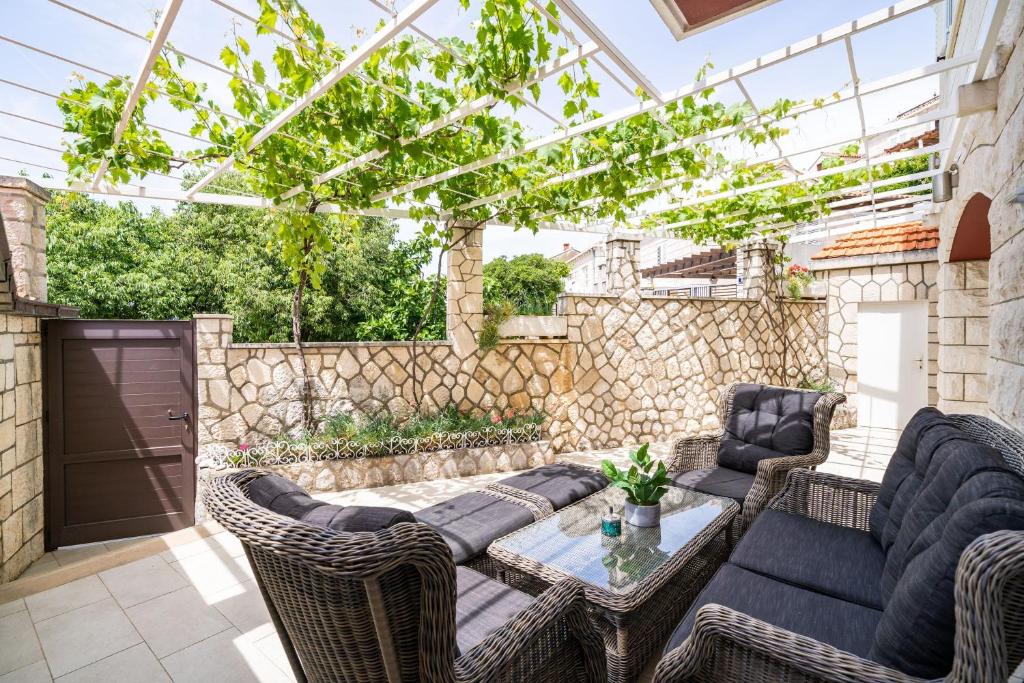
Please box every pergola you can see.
[0,0,1011,245]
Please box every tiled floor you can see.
[0,427,896,682]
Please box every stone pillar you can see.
[0,177,47,582]
[446,224,484,359]
[937,260,989,415]
[0,177,49,302]
[194,314,241,464]
[738,239,781,301]
[605,234,641,296]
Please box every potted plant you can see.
[601,443,670,527]
[785,263,814,299]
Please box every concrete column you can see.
[0,177,49,302]
[937,260,989,415]
[446,224,484,359]
[605,234,641,296]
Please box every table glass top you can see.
[491,486,734,595]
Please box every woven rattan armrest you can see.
[652,604,925,683]
[767,469,880,532]
[454,579,607,683]
[668,433,721,472]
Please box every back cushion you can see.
[869,408,957,547]
[249,474,414,532]
[879,438,1007,601]
[721,384,822,456]
[870,476,1024,678]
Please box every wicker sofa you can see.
[654,409,1024,683]
[668,382,847,530]
[203,469,608,683]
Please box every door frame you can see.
[42,320,198,549]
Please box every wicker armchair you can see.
[654,414,1024,683]
[668,382,846,531]
[203,470,608,683]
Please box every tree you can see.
[483,254,570,315]
[46,189,444,342]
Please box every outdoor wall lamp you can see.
[933,164,958,203]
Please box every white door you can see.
[857,302,929,429]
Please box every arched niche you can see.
[949,193,992,262]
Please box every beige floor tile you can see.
[160,532,245,565]
[0,660,51,683]
[0,600,26,619]
[159,629,292,683]
[99,556,188,609]
[209,581,274,641]
[54,643,169,683]
[251,633,292,678]
[168,551,254,600]
[35,598,142,678]
[0,611,44,676]
[51,545,109,568]
[125,586,232,658]
[24,577,109,623]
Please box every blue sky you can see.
[0,0,941,260]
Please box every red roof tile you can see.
[884,129,939,154]
[811,221,939,260]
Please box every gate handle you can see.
[168,410,190,421]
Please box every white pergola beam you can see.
[281,40,600,200]
[373,0,941,204]
[91,0,183,190]
[187,0,441,198]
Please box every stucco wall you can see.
[938,0,1024,430]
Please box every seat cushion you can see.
[455,566,534,653]
[664,563,882,659]
[497,462,609,509]
[717,438,787,475]
[248,474,414,532]
[720,384,822,473]
[731,509,886,609]
[414,492,535,564]
[668,467,754,504]
[868,407,958,547]
[870,473,1024,679]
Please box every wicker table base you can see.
[488,487,737,683]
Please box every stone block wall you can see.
[196,231,827,460]
[814,258,939,427]
[938,0,1024,430]
[937,260,990,414]
[0,177,48,583]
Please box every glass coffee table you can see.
[488,485,737,683]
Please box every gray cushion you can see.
[664,563,882,658]
[879,438,1008,602]
[731,509,886,609]
[869,408,961,549]
[871,476,1024,679]
[414,492,534,565]
[248,474,414,532]
[668,467,754,503]
[455,566,534,653]
[497,462,609,509]
[719,384,822,474]
[716,438,786,475]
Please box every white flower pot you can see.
[623,501,661,527]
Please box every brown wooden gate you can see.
[43,320,197,548]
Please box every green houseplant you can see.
[601,443,670,527]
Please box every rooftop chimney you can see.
[563,242,570,251]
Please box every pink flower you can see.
[505,409,515,419]
[490,413,501,424]
[238,443,250,452]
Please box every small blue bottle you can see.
[601,505,622,537]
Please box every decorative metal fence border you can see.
[212,423,543,468]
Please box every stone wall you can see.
[937,260,989,414]
[814,256,939,427]
[0,178,48,583]
[196,232,827,459]
[937,0,1024,430]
